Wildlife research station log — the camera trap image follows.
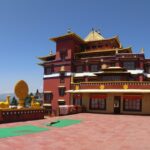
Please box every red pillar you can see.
[140,61,144,69]
[139,75,143,82]
[116,62,120,67]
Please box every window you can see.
[90,64,98,72]
[74,78,85,83]
[92,45,97,49]
[60,49,67,61]
[90,96,106,110]
[98,45,102,48]
[73,94,82,105]
[58,100,66,105]
[60,53,66,61]
[60,77,65,83]
[146,66,150,73]
[60,72,65,83]
[123,97,142,111]
[76,66,83,73]
[44,67,53,75]
[123,61,135,70]
[60,74,65,83]
[59,87,66,96]
[101,76,121,81]
[44,93,52,103]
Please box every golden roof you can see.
[84,30,104,42]
[50,31,122,48]
[38,54,56,61]
[50,32,84,43]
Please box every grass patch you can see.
[46,119,82,128]
[0,125,48,138]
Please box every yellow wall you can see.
[121,94,150,115]
[71,93,150,115]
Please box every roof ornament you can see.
[50,50,53,55]
[96,28,102,35]
[67,27,72,34]
[140,48,144,54]
[84,28,104,41]
[92,27,95,32]
[92,28,95,37]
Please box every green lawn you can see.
[47,119,82,127]
[0,125,48,138]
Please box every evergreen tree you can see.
[25,95,32,107]
[11,97,18,106]
[35,89,39,99]
[29,92,33,96]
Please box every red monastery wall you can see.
[43,77,71,110]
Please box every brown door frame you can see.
[114,96,121,114]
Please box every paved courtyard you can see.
[0,113,150,150]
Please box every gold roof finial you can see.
[96,28,102,35]
[50,50,53,55]
[85,28,104,41]
[140,48,144,54]
[67,27,71,34]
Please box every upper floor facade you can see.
[38,30,150,82]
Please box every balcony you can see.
[71,81,150,90]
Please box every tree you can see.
[24,95,32,107]
[29,92,33,96]
[11,97,18,106]
[35,89,39,99]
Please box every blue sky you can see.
[0,0,150,94]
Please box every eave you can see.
[38,54,56,61]
[50,32,84,43]
[75,47,132,55]
[84,36,122,48]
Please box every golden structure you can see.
[75,85,79,90]
[31,96,40,108]
[100,85,105,90]
[14,80,29,109]
[0,96,10,109]
[123,84,128,89]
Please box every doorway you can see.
[114,96,121,114]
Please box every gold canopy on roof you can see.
[84,30,104,42]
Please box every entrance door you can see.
[114,96,121,114]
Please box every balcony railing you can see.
[71,81,150,90]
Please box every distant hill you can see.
[0,93,15,101]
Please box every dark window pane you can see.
[44,93,52,103]
[123,99,141,111]
[59,87,66,96]
[123,62,135,70]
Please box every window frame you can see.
[44,66,53,75]
[76,66,83,73]
[58,87,66,96]
[89,98,106,110]
[60,49,67,61]
[101,75,121,81]
[123,61,136,70]
[90,64,98,72]
[73,94,82,106]
[123,99,142,112]
[44,93,53,104]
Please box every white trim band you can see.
[66,89,150,93]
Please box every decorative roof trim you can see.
[50,32,84,43]
[38,54,56,61]
[75,47,132,55]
